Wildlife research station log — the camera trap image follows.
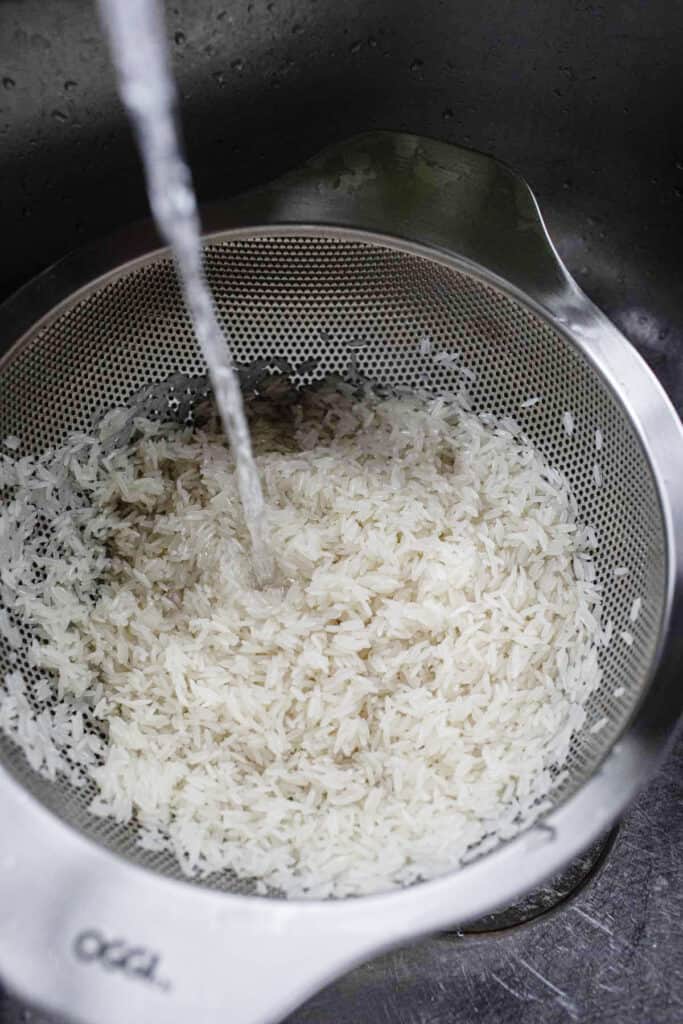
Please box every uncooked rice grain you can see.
[0,388,604,898]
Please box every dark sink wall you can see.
[0,6,682,1023]
[0,0,681,403]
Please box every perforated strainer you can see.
[1,133,682,1024]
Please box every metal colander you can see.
[0,134,681,1024]
[0,233,666,889]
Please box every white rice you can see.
[595,428,603,452]
[630,597,642,623]
[0,389,604,898]
[521,396,542,409]
[563,411,574,437]
[434,350,459,368]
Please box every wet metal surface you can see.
[0,1,681,1020]
[0,0,682,419]
[459,829,618,934]
[1,739,680,1023]
[281,739,682,1022]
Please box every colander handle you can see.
[0,775,402,1024]
[0,767,411,1024]
[208,131,581,316]
[1,720,670,1024]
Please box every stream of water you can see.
[97,0,273,583]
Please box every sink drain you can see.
[450,827,618,936]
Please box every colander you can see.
[0,132,682,1024]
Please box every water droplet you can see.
[266,2,274,10]
[676,160,683,172]
[217,9,227,19]
[562,178,573,190]
[64,79,78,91]
[368,37,377,48]
[231,58,244,72]
[349,40,362,54]
[2,76,15,90]
[213,70,226,86]
[174,31,186,45]
[52,109,68,122]
[410,58,423,72]
[674,187,683,200]
[292,23,303,35]
[442,107,453,120]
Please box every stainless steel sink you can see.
[0,1,681,1021]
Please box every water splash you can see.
[97,0,273,583]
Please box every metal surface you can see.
[0,224,666,888]
[1,2,682,1021]
[284,738,683,1024]
[459,828,619,934]
[283,739,683,1024]
[1,0,682,417]
[0,133,682,1024]
[3,742,681,1024]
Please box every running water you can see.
[97,0,273,583]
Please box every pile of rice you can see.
[0,388,603,897]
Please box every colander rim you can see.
[0,212,681,1024]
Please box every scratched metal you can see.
[1,0,683,1016]
[460,829,617,933]
[279,736,682,1024]
[1,734,680,1024]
